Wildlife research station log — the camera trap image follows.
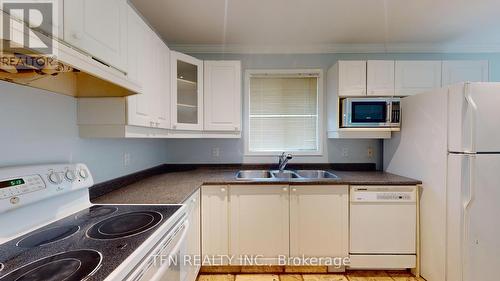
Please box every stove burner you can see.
[16,226,80,248]
[0,263,3,272]
[0,250,101,281]
[87,211,162,240]
[76,206,118,220]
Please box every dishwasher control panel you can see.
[350,186,417,203]
[376,193,412,201]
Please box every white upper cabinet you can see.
[338,61,367,97]
[290,185,349,260]
[229,185,290,265]
[395,61,442,96]
[155,43,171,129]
[171,51,204,131]
[126,8,151,127]
[204,61,242,131]
[367,60,395,96]
[442,60,489,86]
[338,60,395,97]
[64,0,128,72]
[126,4,170,129]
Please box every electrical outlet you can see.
[367,146,374,158]
[211,147,220,158]
[124,153,131,167]
[341,147,349,158]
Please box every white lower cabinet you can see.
[186,190,201,281]
[200,184,349,266]
[229,185,290,265]
[290,185,349,261]
[201,186,229,264]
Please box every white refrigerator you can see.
[384,82,500,281]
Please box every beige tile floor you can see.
[197,270,425,281]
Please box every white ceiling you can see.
[130,0,500,53]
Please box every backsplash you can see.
[163,138,382,169]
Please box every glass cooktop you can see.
[0,204,181,281]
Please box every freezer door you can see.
[448,154,500,281]
[448,82,500,153]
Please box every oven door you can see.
[129,218,190,281]
[342,99,390,127]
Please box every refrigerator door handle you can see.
[464,82,477,153]
[463,155,476,210]
[462,155,476,281]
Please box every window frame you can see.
[243,69,324,157]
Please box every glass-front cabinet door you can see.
[171,51,204,130]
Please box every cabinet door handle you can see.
[292,188,297,192]
[282,187,288,192]
[220,187,226,192]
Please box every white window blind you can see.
[249,75,319,153]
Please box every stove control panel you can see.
[0,175,45,200]
[0,164,94,212]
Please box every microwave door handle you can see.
[150,220,190,281]
[386,103,392,123]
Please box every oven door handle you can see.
[150,219,190,281]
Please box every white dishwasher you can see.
[349,186,417,269]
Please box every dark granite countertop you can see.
[92,167,421,205]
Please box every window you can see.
[246,71,321,155]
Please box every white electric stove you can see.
[0,163,190,281]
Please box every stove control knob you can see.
[48,172,62,184]
[79,168,89,179]
[65,170,76,182]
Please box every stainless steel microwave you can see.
[341,97,401,128]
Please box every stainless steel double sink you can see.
[235,169,339,180]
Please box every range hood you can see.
[0,11,141,98]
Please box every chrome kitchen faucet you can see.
[278,152,293,172]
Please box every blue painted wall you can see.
[164,52,500,169]
[1,52,499,181]
[0,82,168,183]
